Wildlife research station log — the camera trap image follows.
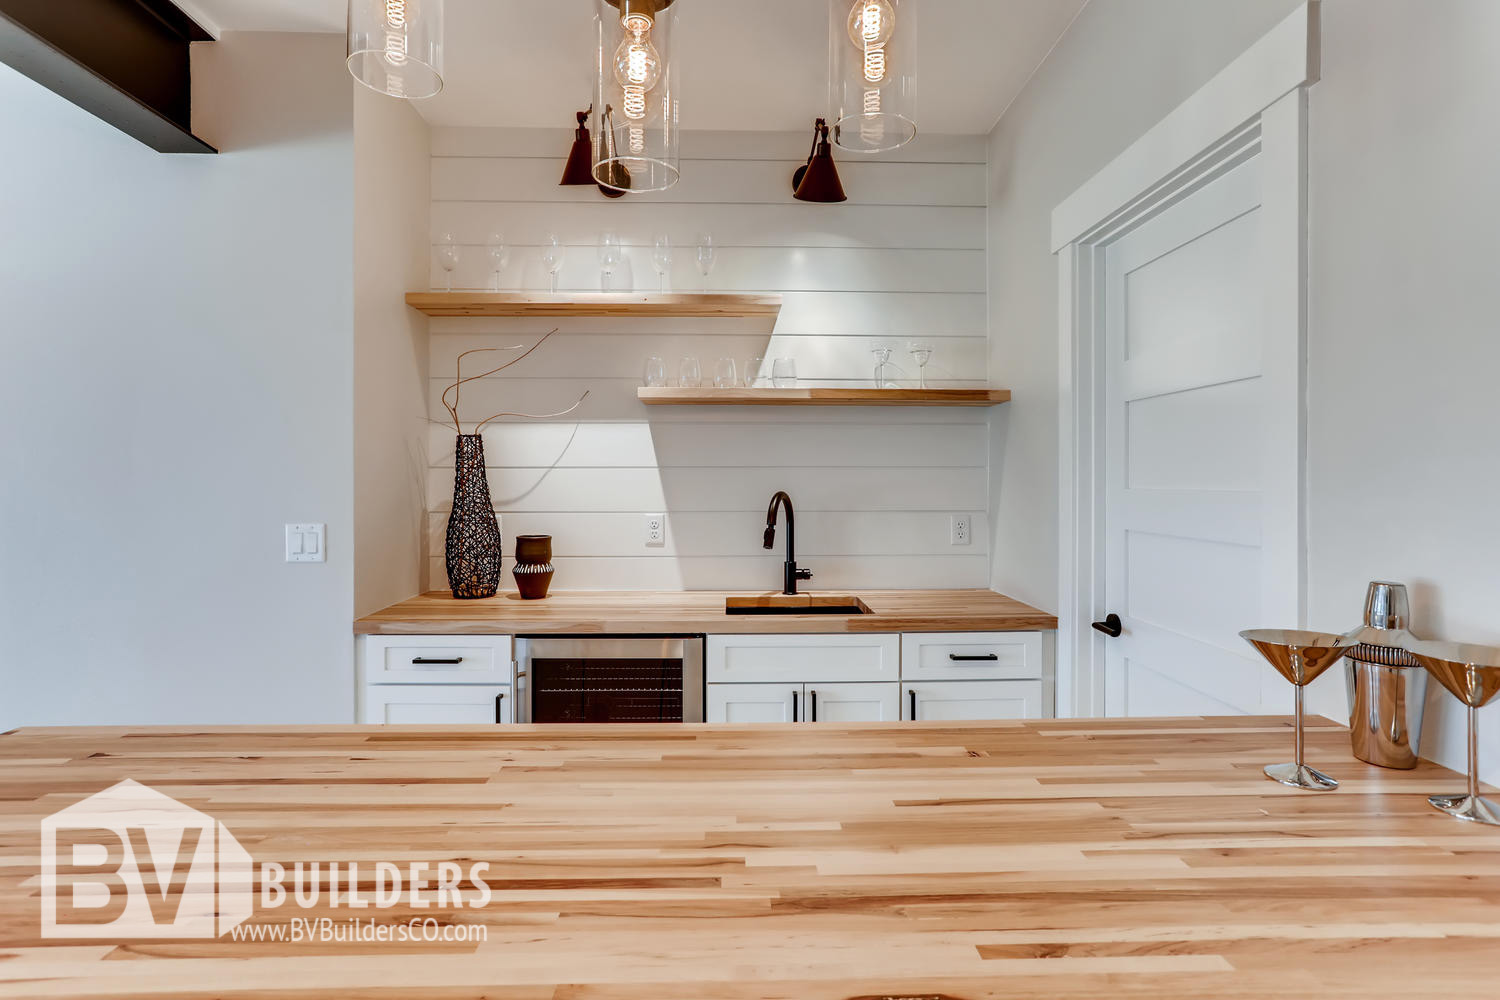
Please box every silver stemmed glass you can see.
[1239,629,1356,790]
[1408,640,1500,825]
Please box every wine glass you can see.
[696,233,716,290]
[1239,629,1357,790]
[643,356,667,388]
[435,233,460,292]
[486,233,509,292]
[598,232,622,292]
[909,342,934,389]
[541,234,565,294]
[714,358,738,389]
[1408,640,1500,825]
[652,234,673,293]
[678,357,702,388]
[771,358,797,388]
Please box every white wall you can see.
[354,89,431,617]
[0,33,355,727]
[1303,0,1500,779]
[423,129,991,592]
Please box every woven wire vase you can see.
[445,434,502,599]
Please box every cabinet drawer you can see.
[360,636,513,684]
[900,632,1044,681]
[360,684,512,725]
[707,634,899,684]
[903,680,1045,721]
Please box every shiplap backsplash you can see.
[426,128,990,591]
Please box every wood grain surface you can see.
[636,387,1012,406]
[406,292,783,317]
[354,589,1059,635]
[1,718,1495,999]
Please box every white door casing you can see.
[1053,3,1319,717]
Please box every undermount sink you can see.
[725,595,872,616]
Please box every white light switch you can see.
[286,523,326,563]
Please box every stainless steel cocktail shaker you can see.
[1343,581,1428,769]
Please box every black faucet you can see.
[763,491,813,596]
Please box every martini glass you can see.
[1407,640,1500,825]
[1239,629,1356,790]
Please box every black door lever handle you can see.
[1092,614,1123,638]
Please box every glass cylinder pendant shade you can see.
[829,0,916,153]
[594,0,680,193]
[348,0,445,100]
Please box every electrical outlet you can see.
[644,514,666,547]
[950,515,971,547]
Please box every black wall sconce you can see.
[792,118,847,203]
[560,106,626,199]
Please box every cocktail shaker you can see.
[1343,581,1428,769]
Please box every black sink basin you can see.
[724,596,871,616]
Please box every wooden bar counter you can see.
[1,717,1496,998]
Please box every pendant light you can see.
[792,119,847,203]
[348,0,445,99]
[593,0,680,194]
[829,0,917,153]
[561,107,627,199]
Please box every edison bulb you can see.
[613,20,662,121]
[847,0,895,84]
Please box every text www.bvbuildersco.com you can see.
[231,918,487,944]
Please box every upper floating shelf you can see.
[405,292,783,318]
[638,388,1011,407]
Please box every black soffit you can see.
[0,0,216,154]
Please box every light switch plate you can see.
[286,523,326,563]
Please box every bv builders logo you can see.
[41,779,253,939]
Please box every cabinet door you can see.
[706,684,800,724]
[903,680,1045,722]
[806,683,901,723]
[361,685,512,725]
[900,632,1044,681]
[707,634,900,684]
[360,636,513,685]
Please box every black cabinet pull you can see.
[949,653,999,662]
[1091,614,1123,638]
[908,689,917,721]
[791,690,798,723]
[412,657,463,665]
[494,692,505,723]
[809,689,817,722]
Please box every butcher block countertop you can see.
[355,588,1059,634]
[2,717,1496,999]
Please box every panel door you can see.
[904,681,1045,722]
[706,683,800,724]
[1101,156,1275,718]
[361,685,512,725]
[807,683,901,723]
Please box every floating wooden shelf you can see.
[637,387,1011,407]
[406,292,782,318]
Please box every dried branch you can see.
[473,390,590,435]
[441,346,523,434]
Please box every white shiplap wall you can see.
[426,128,990,592]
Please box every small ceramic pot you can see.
[512,534,554,600]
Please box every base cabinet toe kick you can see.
[357,630,1053,725]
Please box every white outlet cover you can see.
[287,523,326,563]
[950,515,971,546]
[645,514,666,547]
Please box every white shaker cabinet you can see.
[705,681,901,724]
[357,635,514,724]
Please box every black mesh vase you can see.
[445,435,502,599]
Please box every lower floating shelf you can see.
[637,387,1011,407]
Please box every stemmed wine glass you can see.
[486,233,509,292]
[652,235,673,293]
[909,342,934,389]
[1408,640,1500,825]
[598,232,622,292]
[696,233,716,290]
[435,233,461,292]
[541,234,565,294]
[1239,629,1357,790]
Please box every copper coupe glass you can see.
[1407,640,1500,826]
[1240,629,1356,790]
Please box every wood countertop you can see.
[355,588,1059,635]
[1,718,1495,998]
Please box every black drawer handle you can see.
[908,689,917,721]
[809,689,817,723]
[412,657,463,666]
[494,692,505,724]
[949,653,999,662]
[791,690,798,723]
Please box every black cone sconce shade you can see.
[793,118,847,203]
[561,107,627,199]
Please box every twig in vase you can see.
[438,328,571,435]
[474,391,591,435]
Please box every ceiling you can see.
[178,0,1085,134]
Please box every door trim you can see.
[1053,3,1319,718]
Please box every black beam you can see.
[0,0,216,154]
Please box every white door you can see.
[707,683,799,723]
[808,683,901,723]
[361,685,512,724]
[1100,157,1276,717]
[904,681,1045,721]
